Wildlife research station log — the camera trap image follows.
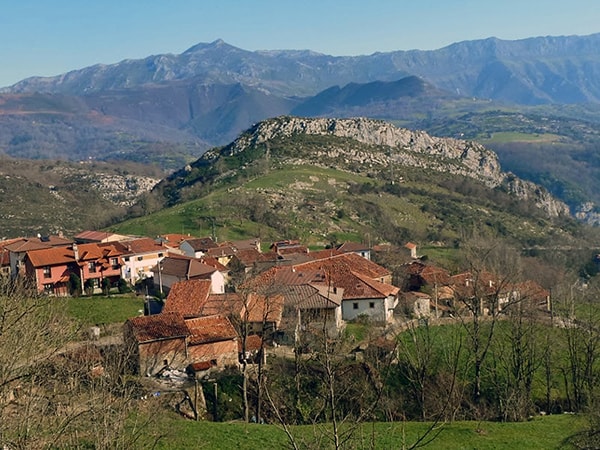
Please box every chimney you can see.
[73,243,79,261]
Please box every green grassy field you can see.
[480,131,562,144]
[65,294,145,327]
[148,412,586,449]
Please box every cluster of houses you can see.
[0,232,551,377]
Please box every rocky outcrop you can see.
[221,116,569,217]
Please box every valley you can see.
[2,32,600,449]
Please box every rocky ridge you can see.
[217,116,570,218]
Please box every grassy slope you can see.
[108,163,572,254]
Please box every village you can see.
[0,230,552,380]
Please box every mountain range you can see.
[6,34,600,104]
[1,33,600,224]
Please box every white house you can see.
[118,238,167,286]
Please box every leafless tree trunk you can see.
[454,234,523,412]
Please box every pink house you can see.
[23,242,125,296]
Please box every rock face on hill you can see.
[204,116,570,217]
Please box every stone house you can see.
[123,311,238,376]
[124,312,190,376]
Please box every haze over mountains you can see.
[2,32,600,225]
[3,33,600,152]
[6,34,600,104]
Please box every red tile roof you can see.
[229,239,261,251]
[242,293,284,324]
[185,315,238,345]
[199,256,228,272]
[119,238,167,255]
[281,284,342,309]
[245,253,396,302]
[299,252,390,279]
[404,261,451,285]
[5,239,52,253]
[309,248,343,260]
[352,271,400,298]
[182,237,218,252]
[126,312,189,343]
[512,280,550,303]
[203,293,244,317]
[336,242,370,253]
[163,279,212,318]
[239,334,263,352]
[232,248,265,266]
[158,233,197,248]
[26,246,75,267]
[206,245,237,258]
[74,230,126,243]
[76,242,124,261]
[450,271,502,298]
[158,255,217,279]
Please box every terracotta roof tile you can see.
[242,293,284,324]
[126,312,189,343]
[298,252,390,279]
[239,334,263,352]
[163,279,212,318]
[5,240,52,253]
[206,245,237,258]
[281,284,342,309]
[119,237,167,255]
[185,315,238,345]
[309,248,343,260]
[158,255,217,279]
[353,271,400,297]
[233,248,264,266]
[336,242,370,253]
[26,246,75,267]
[203,293,244,317]
[199,256,228,272]
[158,233,197,247]
[74,230,126,243]
[182,237,218,252]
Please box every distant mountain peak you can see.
[182,38,236,54]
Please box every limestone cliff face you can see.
[222,116,569,217]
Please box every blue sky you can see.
[1,0,598,88]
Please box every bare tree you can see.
[0,277,162,448]
[453,234,523,411]
[493,298,542,421]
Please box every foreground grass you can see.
[150,413,586,449]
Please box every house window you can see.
[111,257,119,269]
[43,283,53,293]
[124,257,130,262]
[369,302,375,309]
[88,262,96,273]
[43,266,51,278]
[137,256,143,261]
[353,302,359,310]
[158,252,163,258]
